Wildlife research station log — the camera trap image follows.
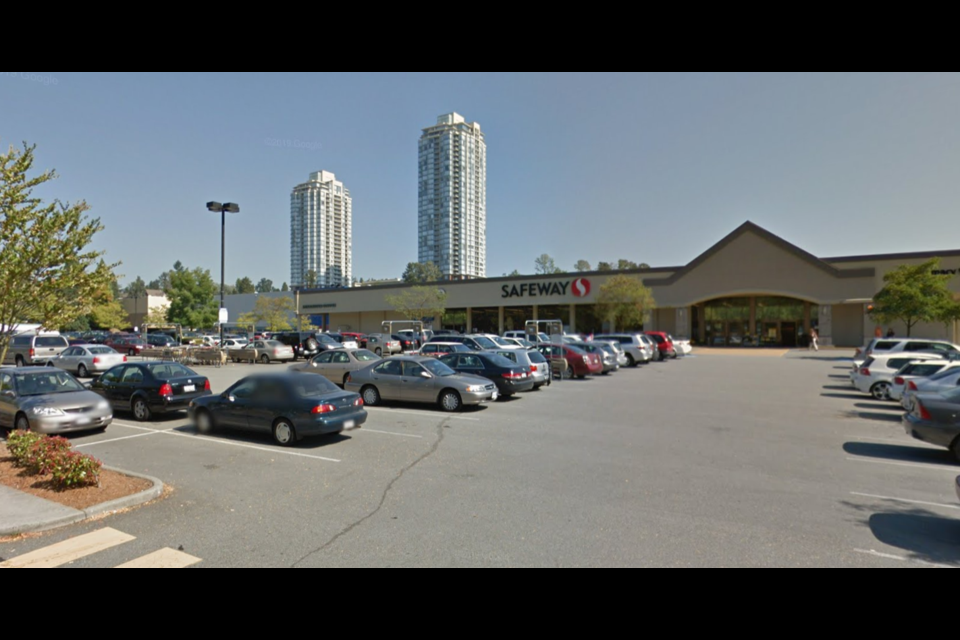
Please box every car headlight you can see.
[465,385,486,393]
[98,401,110,411]
[32,407,65,417]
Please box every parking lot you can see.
[3,352,960,567]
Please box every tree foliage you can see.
[617,259,639,271]
[0,142,119,363]
[534,254,562,275]
[597,262,613,272]
[166,263,219,329]
[281,282,289,292]
[235,277,256,294]
[250,295,295,331]
[574,260,592,272]
[596,275,656,332]
[256,278,275,293]
[402,262,443,284]
[124,276,148,299]
[147,272,171,293]
[870,258,957,337]
[89,281,129,331]
[385,286,448,324]
[143,305,170,327]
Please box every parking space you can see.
[4,352,960,567]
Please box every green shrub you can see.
[49,451,102,489]
[5,430,43,466]
[25,436,72,475]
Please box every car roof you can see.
[424,342,464,346]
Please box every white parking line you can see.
[116,548,202,569]
[850,492,960,511]
[111,421,173,433]
[364,407,480,422]
[160,430,341,463]
[853,549,957,569]
[75,431,162,448]
[0,528,135,569]
[360,428,424,439]
[846,457,959,472]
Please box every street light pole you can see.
[207,201,240,349]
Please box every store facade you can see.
[297,222,960,347]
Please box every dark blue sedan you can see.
[188,373,367,447]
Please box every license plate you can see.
[77,416,92,426]
[183,385,196,393]
[491,392,499,401]
[343,420,356,431]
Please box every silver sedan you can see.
[0,368,113,434]
[344,356,497,412]
[229,340,296,364]
[51,344,127,378]
[289,348,382,387]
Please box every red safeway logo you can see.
[572,278,591,298]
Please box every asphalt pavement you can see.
[3,352,959,567]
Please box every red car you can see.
[340,332,367,347]
[644,331,677,360]
[104,335,148,357]
[537,343,604,379]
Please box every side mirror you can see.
[227,396,236,403]
[421,371,433,379]
[1,390,15,399]
[311,362,318,368]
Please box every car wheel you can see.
[78,364,88,378]
[342,373,351,387]
[132,397,152,422]
[15,413,30,432]
[46,361,55,367]
[15,356,24,367]
[260,355,271,365]
[129,349,137,358]
[439,389,462,412]
[375,348,382,357]
[870,382,891,401]
[195,409,214,435]
[565,364,575,380]
[361,386,381,407]
[625,354,636,367]
[601,370,610,376]
[272,419,297,447]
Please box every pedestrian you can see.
[886,328,895,338]
[809,327,819,351]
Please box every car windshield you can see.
[473,336,498,349]
[598,344,616,355]
[353,350,380,362]
[88,347,117,355]
[291,375,339,396]
[16,371,85,396]
[492,337,512,346]
[145,363,195,379]
[421,359,456,377]
[902,363,946,377]
[527,350,547,364]
[928,367,960,381]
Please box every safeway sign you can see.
[501,278,592,299]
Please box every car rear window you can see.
[904,364,946,377]
[888,358,915,370]
[36,336,68,348]
[483,353,519,368]
[874,341,899,351]
[497,351,519,363]
[145,363,196,378]
[527,350,547,364]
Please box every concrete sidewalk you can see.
[0,485,84,536]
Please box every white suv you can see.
[855,338,960,364]
[594,334,653,367]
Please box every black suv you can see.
[271,332,321,359]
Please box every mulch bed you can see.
[0,444,152,511]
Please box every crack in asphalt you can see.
[290,418,449,567]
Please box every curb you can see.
[0,468,164,537]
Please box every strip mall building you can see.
[296,223,960,347]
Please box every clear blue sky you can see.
[3,72,959,288]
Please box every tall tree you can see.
[596,275,656,332]
[503,270,521,277]
[281,282,289,292]
[255,278,275,293]
[402,262,443,284]
[0,142,118,363]
[250,295,295,331]
[90,280,129,331]
[166,264,219,329]
[143,305,170,327]
[147,271,171,292]
[385,287,448,324]
[125,276,148,299]
[304,270,318,288]
[534,254,562,275]
[235,277,256,294]
[617,259,639,271]
[574,260,592,272]
[870,258,956,337]
[639,263,651,270]
[597,262,614,272]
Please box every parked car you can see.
[363,333,402,357]
[290,348,382,387]
[189,373,367,446]
[502,337,535,349]
[272,332,322,359]
[397,329,434,348]
[104,335,148,357]
[91,362,211,422]
[901,366,960,411]
[571,342,618,374]
[591,341,625,372]
[222,338,249,350]
[479,334,524,350]
[852,353,945,399]
[146,334,179,348]
[51,345,127,378]
[855,338,960,364]
[2,334,71,367]
[536,344,604,379]
[888,360,959,402]
[594,334,652,367]
[593,339,629,367]
[229,340,296,364]
[644,331,677,360]
[433,330,461,337]
[325,333,360,350]
[0,368,113,434]
[345,356,498,411]
[504,330,550,344]
[392,334,421,353]
[903,386,960,462]
[339,332,366,347]
[427,334,501,351]
[493,349,550,390]
[438,352,534,398]
[673,337,694,357]
[419,343,473,358]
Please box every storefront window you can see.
[537,306,571,331]
[503,306,534,333]
[442,309,467,333]
[471,308,499,334]
[702,296,808,347]
[576,304,603,335]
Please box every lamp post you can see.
[206,201,240,348]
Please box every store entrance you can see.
[702,296,813,347]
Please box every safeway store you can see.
[297,223,960,347]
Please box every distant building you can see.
[356,278,403,288]
[121,289,169,329]
[290,171,352,289]
[418,113,487,280]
